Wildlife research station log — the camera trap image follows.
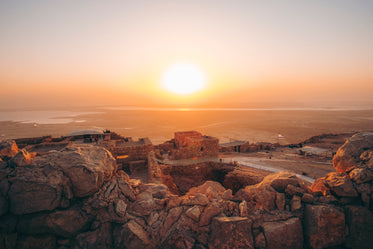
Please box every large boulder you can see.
[333,132,373,173]
[9,149,35,167]
[0,140,19,159]
[324,172,358,197]
[17,206,91,237]
[8,164,72,215]
[131,191,156,216]
[186,181,226,199]
[209,216,254,249]
[304,204,346,249]
[8,144,116,215]
[257,172,304,193]
[48,144,117,197]
[349,167,373,184]
[245,185,276,211]
[262,217,303,249]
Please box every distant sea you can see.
[1,106,372,144]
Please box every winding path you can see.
[222,156,315,183]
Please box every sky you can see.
[0,0,372,108]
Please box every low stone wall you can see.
[108,143,153,161]
[14,136,52,148]
[170,137,219,160]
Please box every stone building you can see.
[170,131,219,160]
[104,137,153,174]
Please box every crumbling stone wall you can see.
[105,138,153,161]
[170,131,219,160]
[14,136,52,148]
[175,131,203,148]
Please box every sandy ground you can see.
[220,146,336,181]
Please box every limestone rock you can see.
[209,216,254,249]
[233,188,252,202]
[302,193,314,203]
[160,227,195,249]
[114,220,151,249]
[182,193,209,206]
[139,183,169,199]
[187,181,226,199]
[239,200,248,217]
[0,140,19,159]
[262,217,303,249]
[166,195,182,210]
[8,164,72,215]
[199,202,221,226]
[304,204,346,249]
[310,177,330,196]
[17,206,90,238]
[325,172,358,197]
[285,184,305,196]
[73,223,112,249]
[245,185,276,211]
[349,168,373,184]
[162,206,183,234]
[50,145,117,198]
[115,199,127,217]
[318,195,338,204]
[131,191,156,216]
[344,205,373,249]
[290,195,302,212]
[275,192,285,210]
[257,172,301,192]
[9,149,35,166]
[221,189,233,200]
[185,205,202,221]
[333,132,373,173]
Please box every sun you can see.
[161,63,207,95]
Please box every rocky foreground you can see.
[0,132,373,249]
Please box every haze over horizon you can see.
[1,0,372,109]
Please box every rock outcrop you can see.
[0,132,372,249]
[333,132,373,173]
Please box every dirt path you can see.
[221,156,316,183]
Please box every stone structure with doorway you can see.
[169,131,219,160]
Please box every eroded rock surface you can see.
[0,133,372,249]
[333,132,373,173]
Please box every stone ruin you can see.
[219,140,278,153]
[0,132,372,249]
[165,131,219,160]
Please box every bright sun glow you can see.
[161,63,206,94]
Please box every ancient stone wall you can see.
[170,136,219,160]
[220,142,278,153]
[147,151,161,182]
[105,138,153,162]
[174,131,203,148]
[14,136,52,148]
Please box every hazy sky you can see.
[0,0,372,108]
